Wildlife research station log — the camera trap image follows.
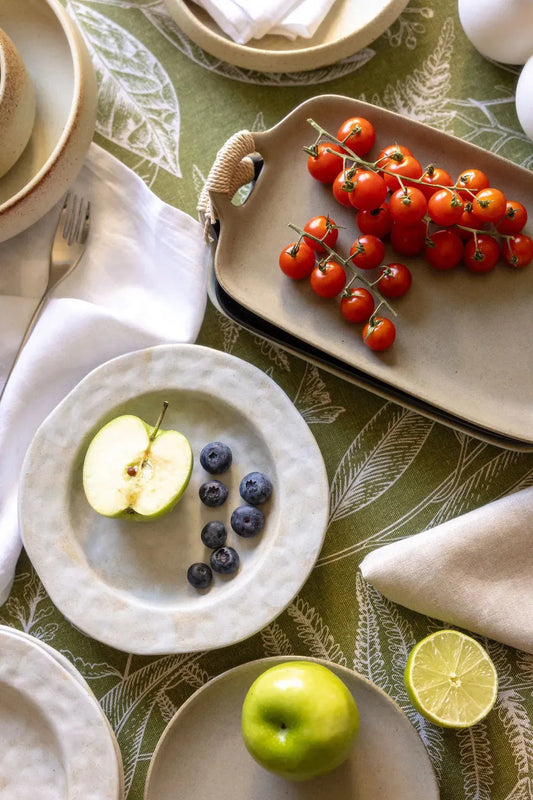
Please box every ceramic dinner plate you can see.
[210,94,533,449]
[164,0,409,73]
[144,656,439,800]
[20,344,329,655]
[0,627,122,799]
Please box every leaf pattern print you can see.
[68,1,181,179]
[293,363,345,425]
[353,573,393,693]
[384,6,434,49]
[287,596,347,665]
[458,724,494,800]
[261,621,292,657]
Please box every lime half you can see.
[404,630,498,729]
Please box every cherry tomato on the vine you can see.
[495,200,528,235]
[332,169,356,207]
[502,233,533,268]
[303,215,339,252]
[310,260,346,297]
[471,187,507,223]
[307,142,345,184]
[340,287,375,322]
[389,185,428,226]
[419,165,453,200]
[457,202,484,240]
[427,189,464,227]
[349,234,386,270]
[336,116,376,157]
[376,262,412,298]
[463,234,501,273]
[349,169,388,211]
[424,229,464,270]
[279,240,316,279]
[362,316,396,351]
[455,168,489,201]
[376,144,412,165]
[356,203,393,238]
[381,154,423,192]
[390,220,427,256]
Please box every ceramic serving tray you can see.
[210,95,533,450]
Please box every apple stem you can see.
[150,400,169,441]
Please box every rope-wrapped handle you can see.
[198,130,257,241]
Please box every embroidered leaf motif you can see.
[287,596,347,665]
[261,622,292,657]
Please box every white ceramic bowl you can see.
[0,0,97,243]
[0,28,35,178]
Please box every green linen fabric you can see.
[4,1,533,798]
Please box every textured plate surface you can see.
[211,94,533,447]
[144,656,439,800]
[0,628,121,799]
[20,344,329,655]
[164,0,409,73]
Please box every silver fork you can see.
[0,192,90,402]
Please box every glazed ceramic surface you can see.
[163,0,410,72]
[211,94,533,448]
[0,28,35,178]
[144,655,439,800]
[0,0,97,242]
[19,344,329,655]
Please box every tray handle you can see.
[198,130,258,241]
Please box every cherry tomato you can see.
[419,165,453,200]
[310,260,346,297]
[349,169,388,211]
[279,240,316,279]
[376,263,412,298]
[456,202,484,240]
[349,234,386,270]
[362,316,396,351]
[502,233,533,268]
[471,187,507,223]
[424,229,464,270]
[389,185,428,226]
[455,168,489,201]
[495,200,528,235]
[376,144,412,165]
[336,116,376,157]
[303,215,339,252]
[307,142,345,184]
[427,189,464,227]
[390,221,427,256]
[463,234,501,273]
[381,154,423,192]
[332,169,356,207]
[340,287,375,322]
[356,203,393,238]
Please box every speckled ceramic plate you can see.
[19,344,329,655]
[163,0,409,73]
[210,94,533,449]
[144,656,439,800]
[0,628,121,799]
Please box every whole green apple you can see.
[82,402,193,521]
[241,661,359,781]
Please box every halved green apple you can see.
[82,403,193,521]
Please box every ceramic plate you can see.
[144,656,439,800]
[0,628,121,800]
[20,344,329,655]
[210,94,533,448]
[163,0,409,73]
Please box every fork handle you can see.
[0,291,49,402]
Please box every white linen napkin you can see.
[360,487,533,653]
[191,0,336,44]
[0,143,209,604]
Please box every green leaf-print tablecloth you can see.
[5,2,533,798]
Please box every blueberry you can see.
[239,472,272,505]
[199,480,228,507]
[201,520,227,549]
[200,441,233,474]
[231,505,264,538]
[210,546,240,575]
[187,562,212,589]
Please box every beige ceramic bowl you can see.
[0,28,35,179]
[0,0,97,243]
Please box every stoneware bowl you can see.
[0,0,97,243]
[0,28,35,179]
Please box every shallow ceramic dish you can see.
[144,655,439,800]
[209,94,533,449]
[164,0,409,73]
[0,28,35,178]
[0,0,97,242]
[20,344,329,655]
[0,628,122,799]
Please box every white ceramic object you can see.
[164,0,410,72]
[0,0,97,242]
[0,28,35,178]
[144,656,439,800]
[458,0,533,65]
[0,628,122,799]
[19,344,329,655]
[209,94,533,449]
[516,54,533,142]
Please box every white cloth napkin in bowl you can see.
[192,0,336,44]
[360,487,533,653]
[0,143,209,604]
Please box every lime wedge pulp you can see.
[404,630,498,729]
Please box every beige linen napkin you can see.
[360,487,533,653]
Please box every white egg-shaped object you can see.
[458,0,533,65]
[516,54,533,140]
